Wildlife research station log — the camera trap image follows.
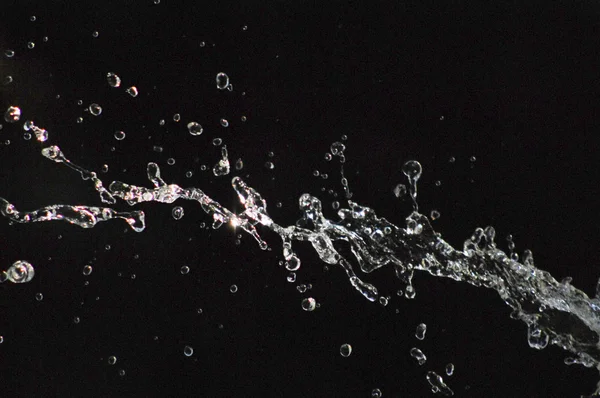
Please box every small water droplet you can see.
[230,284,238,293]
[4,106,21,123]
[83,265,93,275]
[184,345,194,357]
[35,292,43,301]
[114,131,126,140]
[180,266,190,275]
[187,121,202,136]
[89,104,102,116]
[340,343,352,357]
[108,356,117,365]
[126,86,138,97]
[27,42,35,49]
[216,72,230,90]
[107,72,121,88]
[212,138,222,146]
[220,118,229,127]
[172,206,184,220]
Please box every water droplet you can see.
[83,265,93,275]
[27,42,35,49]
[241,115,247,122]
[287,272,296,283]
[470,155,476,162]
[107,72,121,88]
[23,132,31,140]
[184,345,194,357]
[230,284,238,293]
[153,146,163,153]
[430,210,440,220]
[4,106,21,123]
[410,347,426,365]
[393,184,407,198]
[330,142,345,156]
[167,158,175,166]
[77,117,83,123]
[449,156,456,163]
[185,171,193,178]
[172,113,181,122]
[180,266,190,275]
[445,363,454,376]
[405,285,416,299]
[378,296,389,306]
[35,292,43,301]
[402,160,422,180]
[285,256,301,271]
[187,121,203,136]
[92,31,99,38]
[101,164,109,173]
[415,323,427,340]
[324,153,332,161]
[4,49,14,58]
[114,131,125,141]
[43,36,48,42]
[108,356,117,365]
[220,118,229,127]
[74,316,80,324]
[216,72,230,90]
[332,201,340,210]
[7,260,34,283]
[264,161,274,170]
[153,0,160,4]
[118,369,125,376]
[30,16,37,22]
[371,388,382,398]
[212,138,222,146]
[340,343,352,357]
[172,206,184,220]
[199,41,206,47]
[89,104,102,116]
[126,86,138,97]
[3,75,13,85]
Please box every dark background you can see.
[1,0,600,397]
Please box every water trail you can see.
[3,137,600,395]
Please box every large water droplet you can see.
[216,72,229,90]
[4,106,21,123]
[301,297,316,311]
[187,122,203,136]
[7,260,34,283]
[107,72,121,87]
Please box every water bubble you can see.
[35,292,43,301]
[212,138,222,146]
[107,72,121,88]
[446,363,454,376]
[108,356,117,365]
[7,260,34,283]
[393,184,407,198]
[184,345,194,357]
[340,343,352,357]
[114,131,126,140]
[27,42,35,49]
[410,347,427,365]
[172,206,184,220]
[230,284,238,293]
[430,210,440,220]
[330,142,345,156]
[371,389,382,398]
[126,86,138,97]
[216,72,230,90]
[187,121,203,136]
[180,266,190,275]
[89,104,102,116]
[4,106,21,123]
[415,323,427,340]
[83,265,93,275]
[220,118,229,127]
[3,75,13,85]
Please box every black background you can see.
[1,1,600,397]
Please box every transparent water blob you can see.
[106,72,121,88]
[89,104,102,116]
[340,343,352,357]
[216,72,230,90]
[126,86,138,97]
[6,260,34,283]
[4,106,21,123]
[172,206,184,220]
[187,122,203,136]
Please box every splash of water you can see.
[2,133,600,395]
